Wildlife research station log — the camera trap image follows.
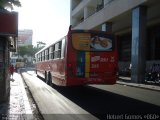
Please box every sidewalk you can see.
[118,76,160,92]
[0,72,33,120]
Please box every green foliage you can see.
[0,0,21,10]
[18,44,45,57]
[18,45,33,57]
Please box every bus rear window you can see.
[72,33,113,51]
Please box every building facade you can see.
[70,0,160,83]
[18,29,33,46]
[11,29,33,66]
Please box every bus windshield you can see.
[72,32,113,51]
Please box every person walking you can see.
[9,64,14,79]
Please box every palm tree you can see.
[0,0,21,10]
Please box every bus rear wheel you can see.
[47,72,52,86]
[44,71,47,82]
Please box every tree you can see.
[18,44,46,58]
[0,0,21,10]
[37,41,46,49]
[18,46,28,57]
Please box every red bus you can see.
[35,27,118,86]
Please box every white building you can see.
[70,0,160,83]
[18,29,33,46]
[11,29,33,65]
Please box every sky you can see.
[14,0,70,46]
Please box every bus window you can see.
[61,38,66,58]
[36,54,38,62]
[42,51,45,61]
[39,53,41,61]
[72,33,113,51]
[58,41,62,58]
[49,46,54,60]
[55,42,59,51]
[54,41,62,59]
[37,53,39,62]
[52,45,55,59]
[45,49,49,60]
[40,52,42,61]
[37,53,40,62]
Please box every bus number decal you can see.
[100,58,108,62]
[89,78,102,81]
[91,56,108,62]
[91,64,99,69]
[91,56,100,62]
[110,56,115,62]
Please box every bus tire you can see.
[48,72,52,86]
[45,71,47,83]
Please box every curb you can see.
[117,81,160,92]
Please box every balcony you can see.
[71,0,83,11]
[72,0,147,30]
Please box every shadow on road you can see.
[52,85,160,120]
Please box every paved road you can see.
[21,69,160,120]
[92,84,160,106]
[21,70,98,120]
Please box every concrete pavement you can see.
[0,72,34,120]
[118,76,160,92]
